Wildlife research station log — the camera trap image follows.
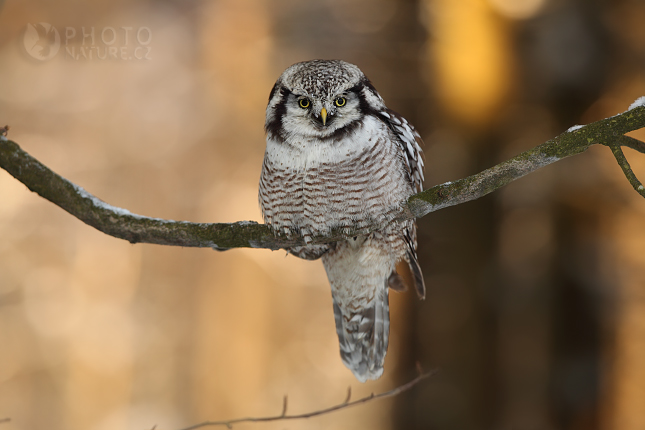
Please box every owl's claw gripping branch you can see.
[0,104,644,253]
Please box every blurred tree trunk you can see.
[393,1,613,429]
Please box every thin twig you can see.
[0,418,10,424]
[176,369,438,430]
[344,386,352,404]
[618,134,645,154]
[609,144,645,197]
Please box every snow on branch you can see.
[1,103,645,251]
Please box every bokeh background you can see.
[1,0,644,429]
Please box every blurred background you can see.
[1,0,644,429]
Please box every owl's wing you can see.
[404,227,426,299]
[379,109,426,299]
[378,109,425,193]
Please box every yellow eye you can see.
[299,99,310,109]
[335,97,347,107]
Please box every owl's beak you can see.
[320,107,327,126]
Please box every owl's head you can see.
[265,60,386,141]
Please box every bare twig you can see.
[176,369,438,430]
[344,386,352,404]
[280,395,288,417]
[618,134,645,154]
[0,105,644,250]
[0,418,10,424]
[609,144,645,197]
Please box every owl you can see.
[259,60,425,382]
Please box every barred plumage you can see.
[259,60,425,382]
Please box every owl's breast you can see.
[259,117,412,239]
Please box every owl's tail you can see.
[331,285,390,382]
[323,238,393,383]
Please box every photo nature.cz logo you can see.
[23,23,151,61]
[23,22,60,61]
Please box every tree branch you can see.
[1,103,645,251]
[618,134,645,154]
[609,142,645,197]
[174,369,437,430]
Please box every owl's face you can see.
[265,60,386,141]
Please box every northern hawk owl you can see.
[259,60,425,382]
